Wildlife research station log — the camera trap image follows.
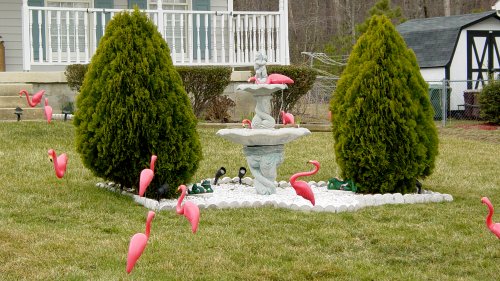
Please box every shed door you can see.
[467,30,500,89]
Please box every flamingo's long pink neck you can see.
[145,211,155,238]
[485,201,494,227]
[150,156,157,172]
[20,90,35,107]
[176,186,186,214]
[45,98,49,106]
[50,151,58,169]
[290,162,320,184]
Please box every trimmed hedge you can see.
[64,64,89,92]
[176,66,232,119]
[66,64,233,120]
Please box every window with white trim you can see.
[46,0,91,58]
[149,0,189,55]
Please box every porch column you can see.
[279,0,290,65]
[22,0,31,71]
[157,0,164,38]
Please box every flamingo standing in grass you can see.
[44,98,52,124]
[139,155,157,197]
[289,160,320,206]
[48,149,68,179]
[177,185,200,234]
[126,211,156,274]
[280,111,295,125]
[19,89,45,107]
[481,197,500,239]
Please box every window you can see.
[46,0,91,59]
[149,0,189,55]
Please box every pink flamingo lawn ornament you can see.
[48,149,68,179]
[280,111,295,125]
[177,185,200,234]
[247,73,294,84]
[242,119,252,129]
[126,211,156,274]
[44,98,52,124]
[139,155,157,197]
[289,160,320,206]
[481,197,500,239]
[19,89,45,107]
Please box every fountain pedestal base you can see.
[243,145,284,195]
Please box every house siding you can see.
[2,0,232,72]
[0,1,24,72]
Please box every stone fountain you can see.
[216,53,311,195]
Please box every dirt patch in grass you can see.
[439,122,500,144]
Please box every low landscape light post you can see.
[238,167,246,184]
[213,167,226,185]
[14,107,23,121]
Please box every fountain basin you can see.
[236,84,287,96]
[216,127,311,146]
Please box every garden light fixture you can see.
[238,167,247,184]
[14,107,23,121]
[213,167,226,185]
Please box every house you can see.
[397,11,500,114]
[0,0,290,120]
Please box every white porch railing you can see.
[21,0,290,71]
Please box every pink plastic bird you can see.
[126,211,156,274]
[139,155,157,197]
[280,111,295,125]
[48,149,68,179]
[177,185,200,234]
[247,73,294,84]
[242,119,252,129]
[289,160,320,206]
[44,98,52,124]
[19,89,45,107]
[481,197,500,239]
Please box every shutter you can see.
[193,0,211,60]
[28,0,45,61]
[94,0,114,45]
[128,0,147,9]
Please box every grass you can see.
[0,121,499,280]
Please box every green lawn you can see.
[0,121,499,280]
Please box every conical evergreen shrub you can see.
[74,9,202,198]
[330,15,438,194]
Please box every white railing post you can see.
[157,0,164,38]
[22,0,31,71]
[279,0,288,64]
[282,0,290,65]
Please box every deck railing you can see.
[21,0,290,71]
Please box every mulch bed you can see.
[456,123,499,130]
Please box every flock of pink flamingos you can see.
[18,88,500,275]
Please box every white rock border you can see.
[96,178,453,213]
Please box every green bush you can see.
[64,64,88,92]
[205,95,236,122]
[73,9,202,199]
[330,15,438,194]
[264,66,317,121]
[479,81,500,124]
[176,66,232,119]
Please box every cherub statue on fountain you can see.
[254,52,268,83]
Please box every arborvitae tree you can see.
[74,9,202,198]
[330,15,438,194]
[479,80,500,124]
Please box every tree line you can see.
[234,0,496,64]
